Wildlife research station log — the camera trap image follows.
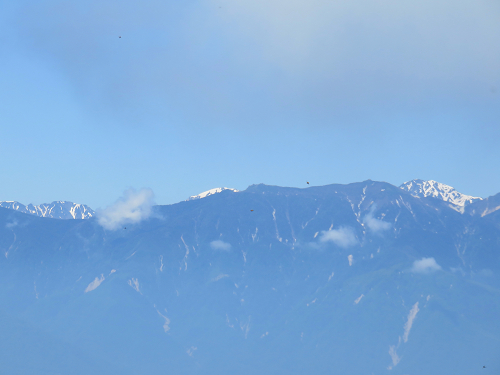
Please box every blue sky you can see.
[1,0,499,208]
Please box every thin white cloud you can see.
[97,188,155,230]
[84,274,105,293]
[403,302,419,343]
[210,240,231,251]
[319,227,357,248]
[411,257,442,273]
[363,205,391,233]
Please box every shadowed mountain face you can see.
[0,181,499,374]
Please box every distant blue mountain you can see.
[0,180,499,374]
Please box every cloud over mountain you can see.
[319,227,357,248]
[97,188,155,230]
[363,205,391,233]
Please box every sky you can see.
[1,0,499,209]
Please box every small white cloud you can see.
[210,240,231,251]
[85,274,105,293]
[411,257,442,273]
[319,227,357,248]
[363,205,391,233]
[97,188,155,230]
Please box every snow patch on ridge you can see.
[387,301,420,369]
[388,345,401,369]
[156,309,171,333]
[0,201,94,219]
[403,302,419,342]
[400,179,481,207]
[348,254,354,266]
[128,278,141,294]
[187,187,239,200]
[354,294,364,304]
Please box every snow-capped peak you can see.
[0,201,95,219]
[187,187,239,201]
[399,179,482,207]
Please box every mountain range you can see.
[0,179,486,218]
[0,179,498,374]
[0,200,94,219]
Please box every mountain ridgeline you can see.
[0,200,94,219]
[399,179,482,207]
[0,180,499,374]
